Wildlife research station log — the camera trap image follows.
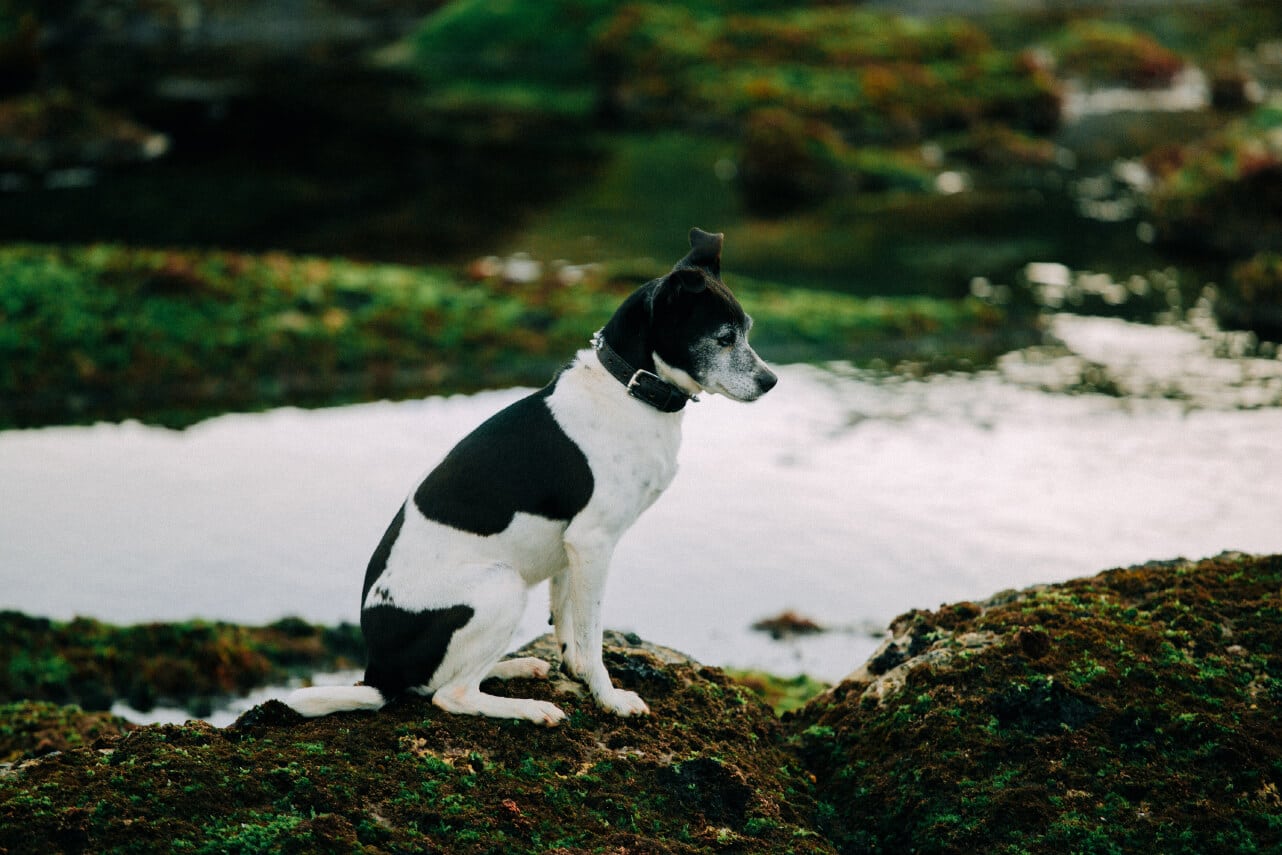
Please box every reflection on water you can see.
[1006,314,1282,407]
[2,316,1281,684]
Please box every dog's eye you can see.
[716,332,736,347]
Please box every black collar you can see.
[593,335,696,413]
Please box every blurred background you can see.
[4,0,1282,421]
[4,0,1282,718]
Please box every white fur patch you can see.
[694,333,774,401]
[652,352,704,397]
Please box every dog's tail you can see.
[283,685,386,718]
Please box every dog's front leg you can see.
[559,532,650,717]
[549,570,576,667]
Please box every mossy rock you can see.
[1146,105,1282,257]
[791,552,1282,854]
[0,242,1021,429]
[1046,20,1186,89]
[5,557,1282,851]
[593,5,1060,142]
[0,701,135,765]
[0,611,363,714]
[1219,251,1282,338]
[0,632,835,854]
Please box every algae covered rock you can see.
[6,557,1281,852]
[0,610,363,715]
[0,632,834,854]
[791,552,1282,854]
[1146,104,1282,258]
[0,701,135,765]
[1220,251,1282,338]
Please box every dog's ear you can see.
[646,267,706,316]
[663,267,707,294]
[648,229,721,314]
[680,228,723,277]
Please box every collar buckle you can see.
[593,335,695,413]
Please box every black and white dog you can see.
[285,228,776,725]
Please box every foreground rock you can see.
[2,554,1279,852]
[0,632,834,854]
[793,551,1282,854]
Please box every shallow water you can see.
[3,316,1282,689]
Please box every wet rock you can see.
[751,609,827,641]
[1209,63,1264,111]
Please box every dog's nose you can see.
[756,369,778,394]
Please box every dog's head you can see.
[603,228,777,402]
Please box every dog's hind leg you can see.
[432,681,564,725]
[427,563,566,726]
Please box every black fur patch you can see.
[599,266,748,378]
[361,604,475,698]
[361,504,406,604]
[412,384,594,536]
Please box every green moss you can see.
[595,5,1058,139]
[409,0,618,119]
[0,700,134,764]
[726,670,830,716]
[0,638,837,854]
[792,553,1282,853]
[404,2,1062,153]
[0,242,1023,429]
[9,559,1281,854]
[1045,20,1186,88]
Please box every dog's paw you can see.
[528,700,567,727]
[558,652,589,681]
[596,688,650,717]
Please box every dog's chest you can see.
[547,355,682,524]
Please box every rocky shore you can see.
[2,551,1279,853]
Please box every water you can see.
[3,315,1281,693]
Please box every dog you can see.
[284,228,776,725]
